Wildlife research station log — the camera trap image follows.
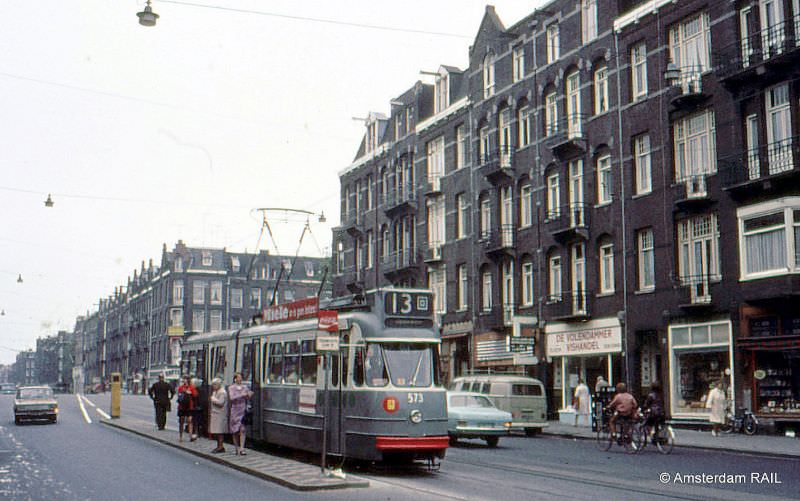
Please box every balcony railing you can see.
[545,203,590,240]
[545,290,592,319]
[720,135,800,188]
[479,304,516,330]
[714,14,800,80]
[478,146,515,183]
[545,114,587,156]
[340,211,365,236]
[481,224,515,254]
[382,184,416,212]
[381,248,419,274]
[678,274,715,306]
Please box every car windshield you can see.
[450,395,494,408]
[18,388,53,399]
[381,343,433,388]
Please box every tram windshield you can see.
[380,343,434,388]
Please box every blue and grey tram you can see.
[180,288,449,464]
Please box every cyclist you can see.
[642,380,665,442]
[607,382,638,438]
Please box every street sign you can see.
[316,336,340,352]
[513,354,539,365]
[508,337,536,347]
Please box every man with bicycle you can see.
[642,381,665,442]
[607,382,638,438]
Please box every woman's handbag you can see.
[243,404,253,425]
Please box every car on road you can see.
[0,383,16,395]
[446,391,512,447]
[14,386,58,424]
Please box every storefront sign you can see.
[545,319,622,357]
[263,297,319,323]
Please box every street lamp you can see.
[137,0,159,27]
[44,194,54,207]
[17,274,23,283]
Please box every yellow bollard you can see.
[110,372,121,418]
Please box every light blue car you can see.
[447,391,512,447]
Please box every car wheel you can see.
[448,435,458,446]
[485,436,499,448]
[525,428,539,437]
[50,417,57,424]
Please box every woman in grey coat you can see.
[209,378,228,453]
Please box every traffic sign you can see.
[316,336,340,352]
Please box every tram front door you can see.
[325,350,346,457]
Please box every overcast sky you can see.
[0,0,541,364]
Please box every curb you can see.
[541,431,800,460]
[100,419,369,491]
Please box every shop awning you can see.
[442,321,472,339]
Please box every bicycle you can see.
[720,406,758,435]
[635,409,675,454]
[595,407,641,453]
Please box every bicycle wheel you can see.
[622,424,639,454]
[596,424,612,451]
[656,426,674,455]
[743,415,758,435]
[720,418,734,434]
[631,422,646,454]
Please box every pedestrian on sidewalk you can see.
[148,373,174,431]
[228,372,253,455]
[177,376,198,442]
[209,378,228,453]
[706,381,726,437]
[573,379,591,427]
[595,376,610,393]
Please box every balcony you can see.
[714,15,800,86]
[480,225,515,258]
[423,176,443,196]
[339,211,364,237]
[382,184,417,216]
[424,243,444,263]
[545,203,590,242]
[545,114,587,158]
[677,274,715,310]
[720,136,800,198]
[477,146,514,184]
[338,266,364,294]
[667,66,711,109]
[673,174,712,209]
[544,290,592,321]
[381,248,420,278]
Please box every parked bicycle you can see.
[634,408,675,454]
[721,406,758,435]
[596,407,640,453]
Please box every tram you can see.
[180,288,449,464]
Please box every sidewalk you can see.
[542,420,800,458]
[100,415,369,491]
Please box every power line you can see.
[160,0,471,39]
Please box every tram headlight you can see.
[410,409,423,424]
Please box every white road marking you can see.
[75,394,92,424]
[95,408,111,420]
[80,395,96,408]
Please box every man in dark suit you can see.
[148,374,174,430]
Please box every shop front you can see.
[668,320,734,420]
[441,321,472,386]
[545,317,623,422]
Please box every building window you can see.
[596,154,612,205]
[230,318,242,330]
[365,231,374,268]
[513,46,525,82]
[520,183,532,228]
[738,199,800,278]
[304,261,314,277]
[668,12,711,92]
[210,281,223,305]
[522,261,534,306]
[765,83,793,174]
[210,311,222,332]
[594,66,608,114]
[249,288,261,309]
[631,42,648,101]
[638,228,655,291]
[457,194,468,238]
[548,255,562,301]
[172,280,184,305]
[458,264,469,311]
[582,0,598,43]
[479,125,490,163]
[367,175,374,209]
[427,197,445,248]
[599,243,615,294]
[192,310,205,333]
[483,53,495,98]
[231,288,243,309]
[518,106,530,147]
[502,261,514,310]
[678,214,720,302]
[547,24,559,63]
[336,241,345,274]
[193,280,205,304]
[481,271,493,311]
[174,256,183,272]
[202,251,212,266]
[231,256,240,273]
[456,124,467,169]
[545,92,558,136]
[566,72,581,138]
[435,72,449,113]
[169,308,183,327]
[480,197,491,239]
[427,135,445,183]
[634,134,652,195]
[674,109,716,181]
[428,266,446,315]
[547,173,560,218]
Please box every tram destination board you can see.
[383,291,432,318]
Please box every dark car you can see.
[14,386,58,424]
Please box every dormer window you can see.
[174,256,183,272]
[202,251,212,266]
[483,53,495,98]
[366,120,379,153]
[435,72,449,113]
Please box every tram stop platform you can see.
[100,416,369,491]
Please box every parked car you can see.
[450,375,548,436]
[446,391,512,447]
[14,386,58,424]
[0,383,16,395]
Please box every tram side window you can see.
[433,346,441,386]
[341,334,349,387]
[353,347,365,387]
[365,344,388,387]
[196,350,206,385]
[241,343,253,382]
[268,343,283,383]
[284,341,299,384]
[188,351,197,378]
[331,354,339,387]
[300,340,317,385]
[213,347,226,380]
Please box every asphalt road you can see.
[2,393,798,501]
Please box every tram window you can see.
[263,344,269,383]
[365,344,388,387]
[330,353,339,387]
[432,346,441,386]
[353,347,365,387]
[241,343,253,382]
[300,340,317,385]
[341,334,349,387]
[284,341,300,384]
[267,343,283,383]
[214,347,226,379]
[196,350,205,384]
[382,343,433,387]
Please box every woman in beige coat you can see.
[209,378,228,453]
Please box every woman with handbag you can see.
[209,378,228,453]
[228,372,253,456]
[176,376,198,442]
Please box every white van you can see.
[450,375,548,435]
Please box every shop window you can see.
[754,352,799,415]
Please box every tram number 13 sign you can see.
[384,291,431,316]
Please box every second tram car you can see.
[180,288,449,464]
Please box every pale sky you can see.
[0,0,541,364]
